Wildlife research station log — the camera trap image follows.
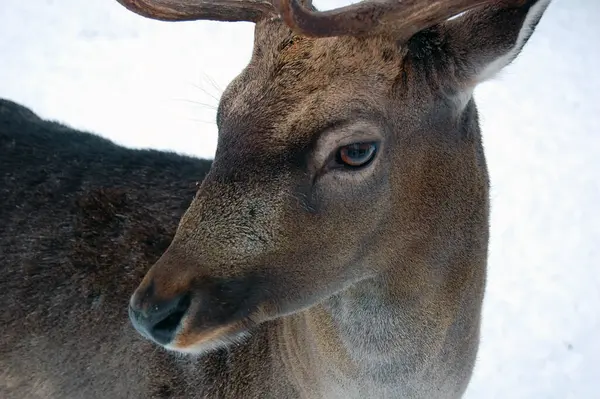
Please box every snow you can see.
[1,0,598,397]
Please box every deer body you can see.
[1,0,551,397]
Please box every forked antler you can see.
[117,0,507,39]
[275,0,503,39]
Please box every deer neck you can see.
[277,253,485,397]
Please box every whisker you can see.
[189,82,222,103]
[171,98,218,111]
[185,118,217,126]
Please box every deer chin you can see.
[166,321,252,355]
[163,299,266,355]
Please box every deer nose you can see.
[128,290,191,345]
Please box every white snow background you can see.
[1,0,598,397]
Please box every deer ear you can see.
[407,0,551,98]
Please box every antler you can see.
[116,0,509,40]
[275,0,504,39]
[116,0,276,23]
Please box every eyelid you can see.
[315,121,382,154]
[331,121,382,145]
[309,119,384,178]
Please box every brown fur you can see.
[1,0,551,397]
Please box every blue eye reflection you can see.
[336,142,378,168]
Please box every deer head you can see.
[124,0,551,354]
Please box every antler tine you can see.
[116,0,277,23]
[116,0,516,39]
[273,0,506,39]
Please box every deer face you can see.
[131,29,409,353]
[124,0,551,353]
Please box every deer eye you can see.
[336,142,378,168]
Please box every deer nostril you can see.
[151,295,191,343]
[129,293,191,345]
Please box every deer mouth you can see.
[167,319,253,354]
[129,270,270,353]
[163,297,261,354]
[163,277,266,354]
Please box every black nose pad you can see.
[129,293,191,345]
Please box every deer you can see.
[0,0,551,397]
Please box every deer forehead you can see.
[217,33,406,153]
